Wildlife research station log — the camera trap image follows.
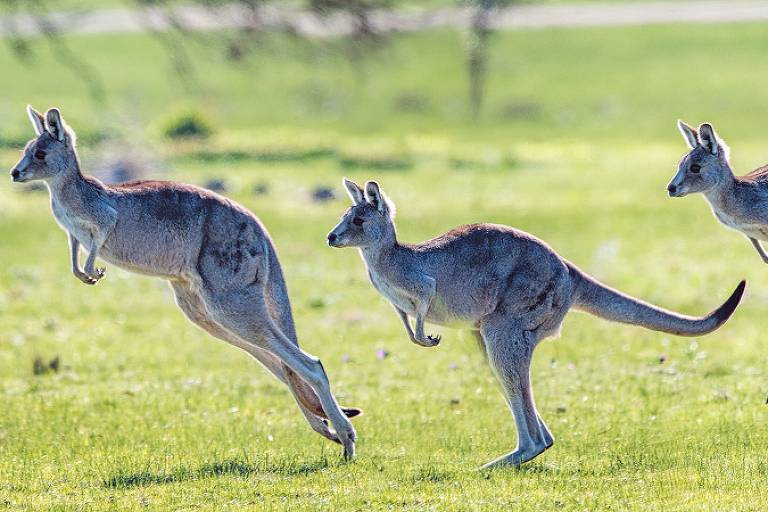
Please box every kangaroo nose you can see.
[667,184,677,195]
[10,169,20,179]
[327,233,337,244]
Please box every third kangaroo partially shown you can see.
[669,120,768,264]
[327,178,746,469]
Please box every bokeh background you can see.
[1,1,767,510]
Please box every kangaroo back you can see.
[570,265,745,336]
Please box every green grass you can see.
[2,20,768,511]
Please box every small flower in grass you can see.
[341,354,351,363]
[567,362,575,370]
[376,348,389,360]
[228,406,239,414]
[448,362,458,370]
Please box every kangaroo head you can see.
[10,106,78,183]
[327,178,396,249]
[667,120,732,197]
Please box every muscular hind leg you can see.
[479,319,551,469]
[170,280,346,445]
[195,284,356,459]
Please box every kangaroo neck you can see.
[359,239,401,272]
[45,164,98,205]
[702,172,736,209]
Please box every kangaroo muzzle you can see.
[666,169,688,197]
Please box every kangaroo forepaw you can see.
[85,267,106,284]
[75,270,100,285]
[414,334,441,347]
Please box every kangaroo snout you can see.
[10,168,25,182]
[327,232,339,246]
[667,181,687,197]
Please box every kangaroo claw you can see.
[84,267,106,283]
[75,271,98,285]
[414,334,441,347]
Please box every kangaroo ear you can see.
[677,119,699,149]
[343,177,365,205]
[364,180,396,219]
[698,122,724,157]
[27,105,45,136]
[45,108,70,144]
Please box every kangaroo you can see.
[668,120,768,263]
[9,106,360,459]
[327,178,746,468]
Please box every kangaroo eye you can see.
[34,149,46,160]
[352,217,364,226]
[690,164,701,173]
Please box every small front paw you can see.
[414,334,441,347]
[77,267,106,285]
[75,271,98,285]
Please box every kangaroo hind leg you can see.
[198,285,356,460]
[479,321,551,469]
[170,280,345,445]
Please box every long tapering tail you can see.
[571,268,746,336]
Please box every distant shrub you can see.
[393,92,430,113]
[161,109,214,140]
[498,100,542,120]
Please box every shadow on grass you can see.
[103,456,331,489]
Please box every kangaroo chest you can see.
[51,196,93,245]
[367,269,416,315]
[712,208,768,240]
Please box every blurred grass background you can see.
[1,3,768,510]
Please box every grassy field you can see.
[2,20,768,511]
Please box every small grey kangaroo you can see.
[327,178,746,469]
[9,106,360,459]
[669,120,768,263]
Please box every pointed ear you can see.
[45,108,69,144]
[364,180,396,219]
[27,105,45,136]
[698,123,723,156]
[343,177,365,205]
[677,119,699,149]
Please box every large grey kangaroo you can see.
[327,178,746,468]
[9,106,360,459]
[668,120,768,263]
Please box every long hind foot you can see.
[479,442,551,470]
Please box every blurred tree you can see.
[307,0,393,85]
[1,0,107,102]
[0,0,393,102]
[461,0,516,119]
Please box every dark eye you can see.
[34,149,46,160]
[352,217,364,226]
[690,164,701,174]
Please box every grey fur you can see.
[328,178,745,468]
[668,120,768,264]
[9,106,360,459]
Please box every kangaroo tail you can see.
[571,268,745,336]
